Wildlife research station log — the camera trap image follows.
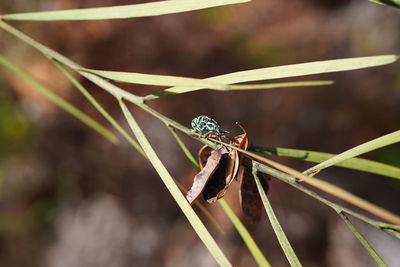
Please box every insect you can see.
[191,115,228,138]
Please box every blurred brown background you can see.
[0,0,400,266]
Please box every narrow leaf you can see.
[2,0,249,21]
[339,212,388,267]
[304,131,400,176]
[252,165,302,267]
[251,146,400,180]
[145,55,398,99]
[118,100,232,267]
[228,80,333,90]
[0,54,118,144]
[84,69,332,96]
[144,80,334,99]
[81,68,228,90]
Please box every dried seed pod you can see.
[232,123,270,222]
[201,145,239,203]
[187,120,269,215]
[238,164,269,223]
[186,142,240,204]
[186,147,225,204]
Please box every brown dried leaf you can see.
[202,146,234,203]
[239,164,269,223]
[186,147,224,204]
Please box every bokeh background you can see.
[1,0,400,266]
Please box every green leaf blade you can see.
[339,213,388,267]
[228,80,333,90]
[251,146,400,180]
[146,55,397,99]
[209,55,397,84]
[2,0,250,21]
[252,166,302,267]
[304,131,400,176]
[81,68,228,89]
[144,80,334,100]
